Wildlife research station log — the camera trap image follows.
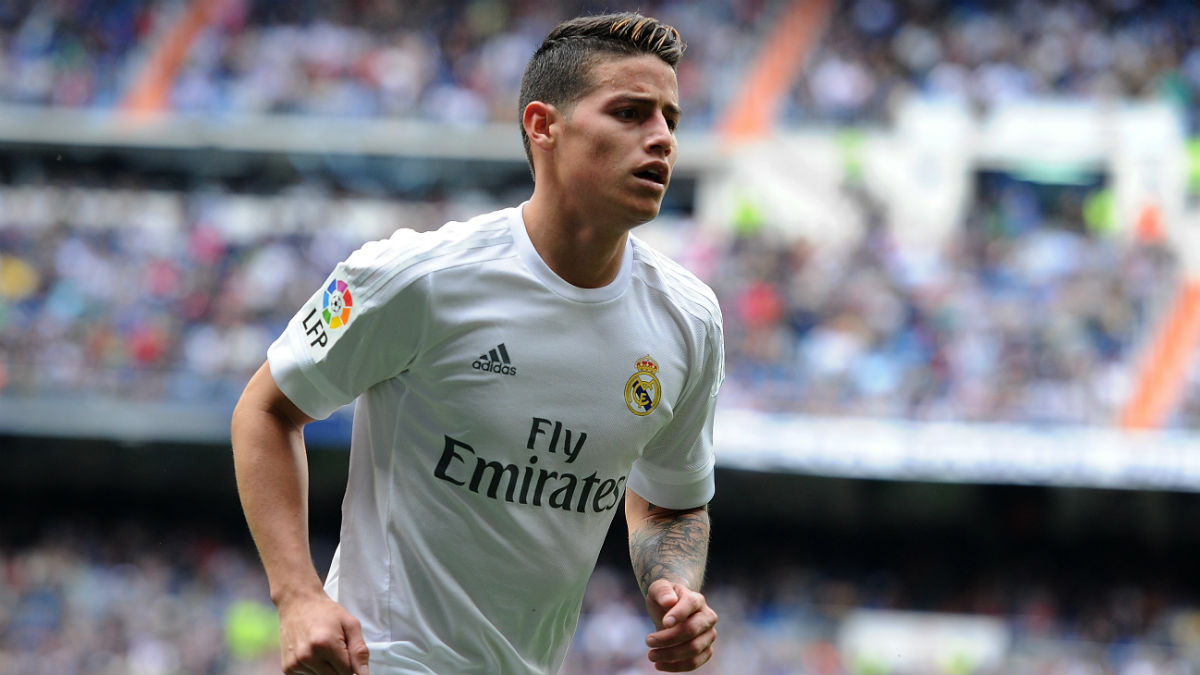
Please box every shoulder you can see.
[628,234,722,328]
[344,207,517,290]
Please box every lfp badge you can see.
[322,279,353,329]
[625,355,661,416]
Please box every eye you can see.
[614,108,639,121]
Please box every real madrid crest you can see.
[625,355,662,416]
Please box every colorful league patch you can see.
[322,279,353,329]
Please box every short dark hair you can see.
[518,12,685,175]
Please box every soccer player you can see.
[231,12,723,675]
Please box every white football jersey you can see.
[267,205,724,675]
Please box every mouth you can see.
[633,163,669,188]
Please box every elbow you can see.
[231,362,313,444]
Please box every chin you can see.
[595,193,662,228]
[628,198,664,224]
[626,208,659,227]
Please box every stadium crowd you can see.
[0,0,1194,428]
[0,171,1182,427]
[0,0,768,129]
[3,2,1200,675]
[710,178,1181,425]
[3,515,1200,675]
[0,517,280,675]
[0,177,425,403]
[792,0,1200,130]
[3,0,1200,129]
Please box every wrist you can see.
[646,576,689,593]
[269,578,328,609]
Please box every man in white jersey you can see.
[232,12,722,675]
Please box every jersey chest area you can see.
[399,296,686,469]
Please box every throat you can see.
[541,236,626,288]
[520,198,634,288]
[526,227,626,288]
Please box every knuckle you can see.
[283,652,308,673]
[294,645,317,663]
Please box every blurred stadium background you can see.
[3,0,1200,672]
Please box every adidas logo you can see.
[472,343,517,376]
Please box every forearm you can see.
[627,497,711,596]
[231,366,324,606]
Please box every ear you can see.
[523,101,558,153]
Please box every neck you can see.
[521,194,632,289]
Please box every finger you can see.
[348,643,371,675]
[344,619,371,675]
[323,639,358,675]
[651,592,708,638]
[648,615,716,651]
[647,580,680,612]
[283,647,321,675]
[313,658,347,675]
[284,661,319,675]
[652,645,715,673]
[648,605,717,648]
[649,626,717,664]
[660,587,704,628]
[295,639,354,675]
[285,656,339,675]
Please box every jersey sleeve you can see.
[267,232,429,420]
[626,309,725,510]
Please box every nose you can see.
[646,112,676,158]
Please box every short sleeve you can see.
[626,311,725,510]
[267,234,429,420]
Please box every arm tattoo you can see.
[629,506,710,596]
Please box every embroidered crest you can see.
[624,355,661,416]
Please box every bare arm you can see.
[231,361,369,675]
[232,361,320,603]
[625,489,717,672]
[626,490,711,594]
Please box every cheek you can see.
[578,131,621,164]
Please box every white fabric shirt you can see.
[267,205,724,675]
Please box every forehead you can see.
[582,54,679,105]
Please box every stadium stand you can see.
[0,166,1183,426]
[789,0,1200,132]
[4,1,1200,673]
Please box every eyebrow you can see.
[610,94,683,120]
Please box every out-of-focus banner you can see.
[716,407,1200,492]
[5,396,1200,492]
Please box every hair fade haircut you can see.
[518,12,685,175]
